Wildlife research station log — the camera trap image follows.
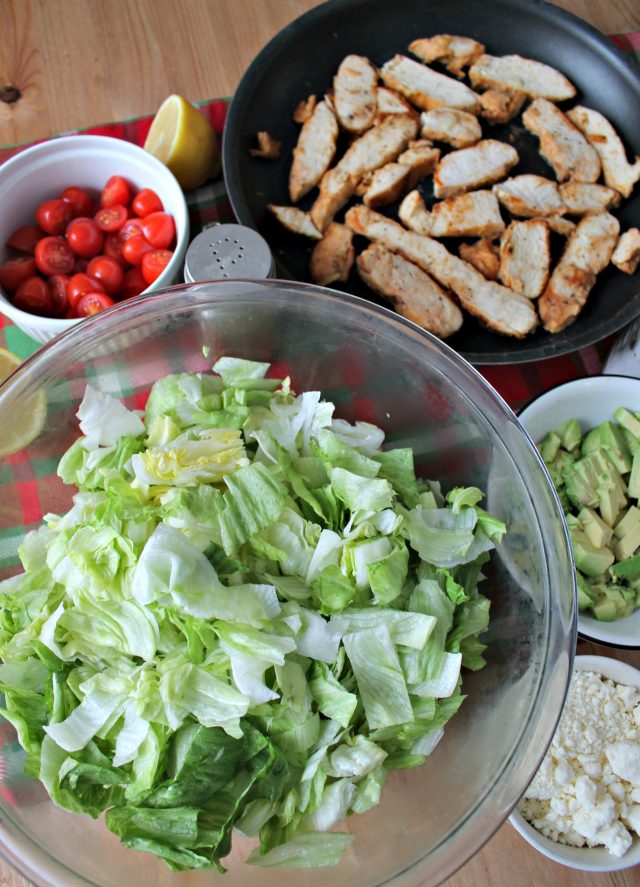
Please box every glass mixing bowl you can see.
[0,280,575,887]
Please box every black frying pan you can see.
[222,0,640,365]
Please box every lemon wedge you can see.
[144,95,221,191]
[0,348,47,458]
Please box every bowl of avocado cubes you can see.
[519,374,640,649]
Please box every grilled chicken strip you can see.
[469,54,576,100]
[333,55,379,134]
[522,99,601,183]
[433,139,519,198]
[310,113,419,231]
[398,190,433,235]
[611,229,640,275]
[408,35,485,78]
[479,89,527,125]
[538,212,620,333]
[357,243,463,338]
[375,86,417,121]
[401,190,505,239]
[268,205,322,239]
[419,108,482,149]
[309,222,355,285]
[289,99,339,202]
[345,205,538,337]
[459,239,500,280]
[493,174,565,218]
[499,219,550,299]
[380,55,481,113]
[567,106,640,198]
[397,140,441,189]
[559,182,621,215]
[363,162,410,207]
[542,215,576,237]
[293,94,317,124]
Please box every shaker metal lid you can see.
[184,224,275,283]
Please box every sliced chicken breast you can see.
[396,140,441,189]
[419,108,482,148]
[345,204,538,337]
[289,99,339,202]
[567,106,640,198]
[611,228,640,275]
[479,89,526,125]
[522,99,601,183]
[433,139,519,198]
[542,215,576,237]
[459,239,500,280]
[499,219,550,299]
[559,182,622,215]
[538,212,620,332]
[293,94,317,124]
[333,55,379,134]
[380,54,481,113]
[398,190,432,235]
[428,190,505,238]
[268,205,323,239]
[469,54,576,100]
[363,162,410,207]
[375,86,417,121]
[309,222,355,285]
[493,174,565,218]
[408,35,485,78]
[357,243,464,338]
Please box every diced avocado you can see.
[599,480,627,528]
[570,527,615,577]
[557,419,582,452]
[540,431,562,463]
[599,421,633,474]
[629,450,640,500]
[563,459,599,509]
[581,426,602,456]
[578,506,614,548]
[623,428,640,457]
[614,407,640,441]
[613,505,640,560]
[576,573,598,609]
[603,583,636,619]
[592,596,620,621]
[611,551,640,581]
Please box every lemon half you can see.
[144,95,221,191]
[0,348,46,457]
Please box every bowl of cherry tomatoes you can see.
[0,135,189,342]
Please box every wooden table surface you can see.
[2,0,640,885]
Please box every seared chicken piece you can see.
[543,215,576,237]
[419,108,482,149]
[429,190,505,238]
[493,174,565,218]
[363,162,410,207]
[250,131,281,159]
[375,86,417,121]
[310,113,419,231]
[538,212,620,333]
[469,54,576,100]
[499,219,550,299]
[345,205,538,337]
[333,55,379,134]
[479,89,527,125]
[522,99,601,183]
[397,140,441,189]
[357,243,463,338]
[559,182,621,215]
[309,222,355,285]
[289,99,339,202]
[293,94,317,124]
[267,205,322,239]
[433,139,519,198]
[567,106,640,198]
[408,35,485,78]
[398,190,432,235]
[459,239,500,280]
[380,55,481,113]
[611,229,640,275]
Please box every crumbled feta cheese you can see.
[519,669,640,858]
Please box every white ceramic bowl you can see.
[518,375,640,649]
[509,655,640,872]
[0,135,189,343]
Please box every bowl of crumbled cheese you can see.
[510,655,640,871]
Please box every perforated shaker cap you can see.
[183,224,276,283]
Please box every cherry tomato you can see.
[0,256,38,293]
[100,176,131,209]
[61,186,95,218]
[6,225,45,255]
[103,233,127,266]
[67,273,105,309]
[131,188,163,217]
[122,234,154,266]
[94,205,128,233]
[86,255,124,296]
[35,236,75,275]
[66,217,104,258]
[141,212,176,250]
[75,292,115,316]
[13,277,53,316]
[121,266,147,298]
[119,218,144,243]
[48,274,70,316]
[35,198,74,236]
[141,249,173,285]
